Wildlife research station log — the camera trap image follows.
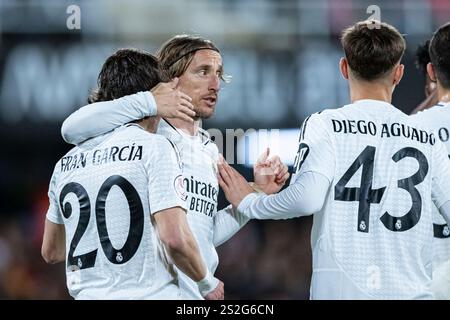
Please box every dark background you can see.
[0,0,448,299]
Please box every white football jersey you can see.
[412,102,450,295]
[59,92,248,300]
[157,119,220,300]
[46,124,187,299]
[292,99,450,299]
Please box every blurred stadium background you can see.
[0,0,449,299]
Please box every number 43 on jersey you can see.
[335,146,428,233]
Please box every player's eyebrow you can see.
[192,62,229,82]
[195,64,224,75]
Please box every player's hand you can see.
[151,78,196,122]
[218,155,254,208]
[204,280,224,300]
[253,148,290,194]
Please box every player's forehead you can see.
[187,49,222,70]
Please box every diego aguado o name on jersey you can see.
[331,118,436,145]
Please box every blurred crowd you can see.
[216,217,312,299]
[0,216,68,299]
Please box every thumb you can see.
[257,147,270,165]
[169,77,179,89]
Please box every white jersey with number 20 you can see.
[46,124,187,299]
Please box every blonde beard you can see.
[194,105,215,119]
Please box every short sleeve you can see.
[291,113,335,185]
[147,138,188,214]
[46,164,64,224]
[431,139,450,209]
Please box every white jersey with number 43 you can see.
[292,100,450,299]
[46,124,187,299]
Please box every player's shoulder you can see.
[88,124,179,162]
[300,109,334,130]
[413,104,450,121]
[53,144,82,175]
[305,107,344,122]
[114,123,173,148]
[316,107,338,116]
[414,106,438,118]
[115,123,158,140]
[326,102,369,118]
[408,107,446,133]
[295,110,333,143]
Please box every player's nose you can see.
[208,74,220,92]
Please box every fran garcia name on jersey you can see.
[331,119,436,145]
[184,175,218,218]
[61,143,143,172]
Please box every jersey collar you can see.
[352,99,400,114]
[436,101,450,108]
[353,99,395,108]
[158,118,212,145]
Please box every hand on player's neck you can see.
[167,117,202,136]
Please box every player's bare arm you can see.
[154,206,224,300]
[41,219,66,264]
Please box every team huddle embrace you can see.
[42,20,450,300]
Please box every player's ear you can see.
[427,63,437,82]
[393,64,404,86]
[339,58,349,80]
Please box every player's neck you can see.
[436,83,450,103]
[135,117,159,134]
[349,81,393,104]
[166,118,202,136]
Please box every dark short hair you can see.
[429,22,450,89]
[157,34,227,82]
[415,40,431,77]
[89,48,160,103]
[341,20,406,81]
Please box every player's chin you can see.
[197,105,216,119]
